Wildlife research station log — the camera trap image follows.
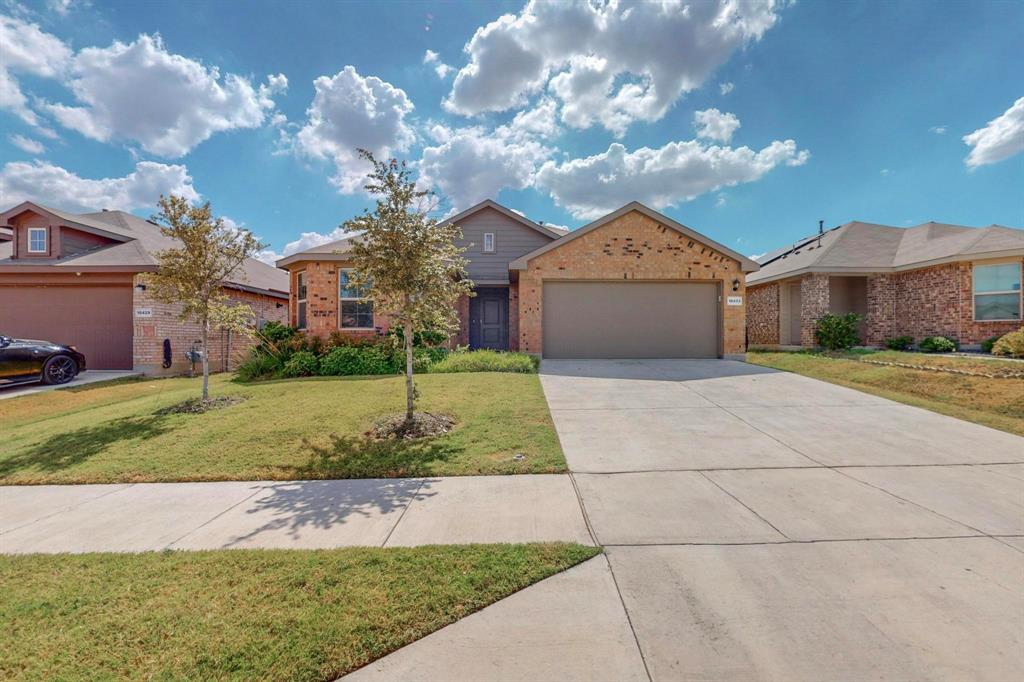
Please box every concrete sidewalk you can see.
[0,474,592,554]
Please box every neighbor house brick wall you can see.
[132,276,287,376]
[746,282,779,345]
[518,209,746,356]
[288,260,390,341]
[799,273,830,347]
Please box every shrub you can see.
[326,330,378,350]
[235,353,281,381]
[281,351,320,377]
[918,336,957,353]
[260,321,297,344]
[883,336,914,351]
[387,327,449,347]
[814,313,861,351]
[429,349,538,374]
[320,345,400,376]
[991,328,1024,358]
[981,335,1002,354]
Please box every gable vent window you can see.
[483,232,495,253]
[973,262,1021,321]
[27,227,47,253]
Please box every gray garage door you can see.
[542,281,719,359]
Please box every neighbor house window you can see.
[483,232,495,253]
[973,262,1021,321]
[27,227,47,253]
[296,271,307,329]
[339,269,373,329]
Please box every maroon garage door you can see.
[0,285,133,369]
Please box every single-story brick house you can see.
[746,220,1024,349]
[276,200,758,359]
[0,201,289,374]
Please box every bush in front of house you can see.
[918,336,957,353]
[991,327,1024,358]
[235,353,281,381]
[428,349,538,374]
[883,336,914,351]
[319,344,401,376]
[981,335,1002,354]
[281,351,320,377]
[814,313,861,351]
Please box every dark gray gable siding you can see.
[454,207,554,283]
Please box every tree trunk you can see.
[404,315,415,425]
[201,320,210,402]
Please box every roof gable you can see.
[510,202,760,272]
[440,199,563,240]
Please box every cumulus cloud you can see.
[535,137,809,219]
[509,97,560,138]
[423,49,453,78]
[0,160,199,213]
[694,108,740,143]
[963,96,1024,168]
[720,81,735,95]
[294,65,416,193]
[444,0,781,135]
[8,134,45,154]
[0,15,71,127]
[255,226,362,264]
[39,34,285,157]
[419,123,553,211]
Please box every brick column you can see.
[865,274,895,345]
[800,273,830,347]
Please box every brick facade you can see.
[747,257,1023,349]
[747,282,779,345]
[133,276,288,376]
[518,209,746,357]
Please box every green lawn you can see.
[747,351,1024,436]
[0,372,566,485]
[0,543,600,681]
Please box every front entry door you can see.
[469,287,509,350]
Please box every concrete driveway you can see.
[543,359,1024,681]
[0,370,139,400]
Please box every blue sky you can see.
[1,0,1021,263]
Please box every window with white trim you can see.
[483,232,495,253]
[339,269,374,329]
[27,227,47,253]
[973,262,1021,321]
[296,271,307,329]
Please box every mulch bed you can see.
[155,396,246,415]
[369,412,455,440]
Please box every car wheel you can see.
[42,355,79,385]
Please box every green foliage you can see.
[991,327,1024,358]
[429,350,538,374]
[814,313,861,351]
[388,327,450,347]
[260,321,297,344]
[319,345,398,376]
[918,336,957,353]
[981,335,1002,354]
[234,353,280,381]
[883,335,914,351]
[281,351,319,378]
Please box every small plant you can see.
[235,352,280,381]
[918,336,957,353]
[981,335,1002,354]
[429,349,538,374]
[991,327,1024,358]
[814,313,861,351]
[260,321,297,345]
[281,351,320,377]
[883,336,914,351]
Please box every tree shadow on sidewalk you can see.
[287,433,463,480]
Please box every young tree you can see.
[346,150,472,426]
[147,195,264,401]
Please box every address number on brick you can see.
[726,296,743,306]
[134,308,154,318]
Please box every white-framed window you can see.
[339,268,374,329]
[483,232,495,253]
[27,227,47,253]
[296,270,307,329]
[973,262,1022,321]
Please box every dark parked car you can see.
[0,335,86,386]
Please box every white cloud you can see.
[0,159,199,213]
[255,226,361,264]
[928,125,947,135]
[444,0,781,135]
[47,0,76,15]
[41,34,285,157]
[423,49,453,78]
[510,97,559,138]
[0,15,71,126]
[694,108,741,143]
[715,192,727,208]
[720,81,735,95]
[880,168,892,176]
[419,123,553,211]
[535,137,809,219]
[963,96,1024,168]
[294,65,416,193]
[8,133,44,154]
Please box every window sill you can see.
[339,327,376,331]
[973,319,1022,323]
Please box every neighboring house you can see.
[0,201,289,374]
[747,221,1024,349]
[276,200,758,360]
